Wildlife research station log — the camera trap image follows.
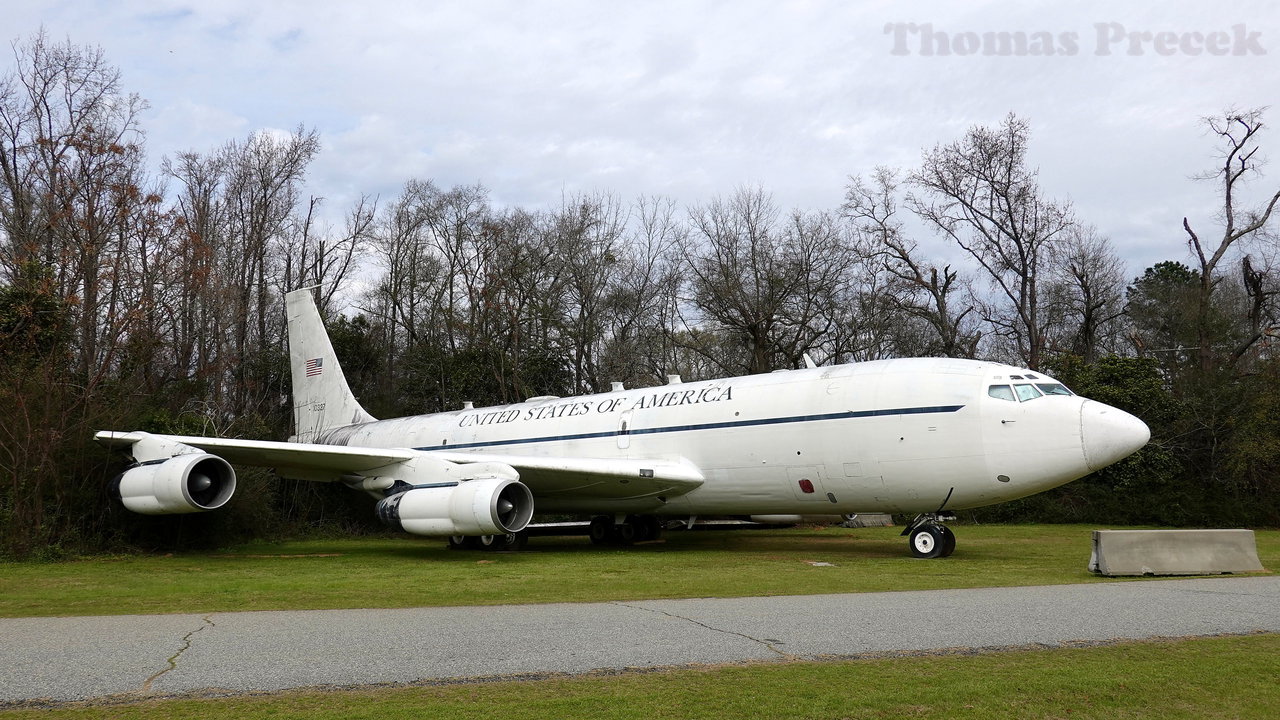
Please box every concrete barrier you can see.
[1089,529,1265,577]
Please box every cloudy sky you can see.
[10,1,1280,275]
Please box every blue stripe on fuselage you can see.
[414,404,964,452]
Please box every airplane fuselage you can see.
[305,357,1122,517]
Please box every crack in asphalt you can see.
[612,602,797,659]
[139,615,216,695]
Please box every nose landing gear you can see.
[902,488,958,558]
[902,511,957,559]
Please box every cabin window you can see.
[1013,383,1043,402]
[1035,383,1073,396]
[987,384,1016,401]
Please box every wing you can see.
[94,431,417,481]
[94,431,704,500]
[429,450,704,499]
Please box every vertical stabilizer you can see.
[286,288,376,443]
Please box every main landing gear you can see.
[447,531,529,552]
[901,512,957,559]
[588,515,664,546]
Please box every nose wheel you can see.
[908,522,956,558]
[902,512,957,558]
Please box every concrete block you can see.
[1089,529,1265,577]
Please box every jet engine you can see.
[112,453,237,515]
[376,477,534,537]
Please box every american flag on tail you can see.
[305,358,324,377]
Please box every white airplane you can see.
[96,288,1150,558]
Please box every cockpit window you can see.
[1013,383,1042,402]
[1025,374,1039,380]
[988,384,1016,401]
[1009,375,1024,380]
[1035,383,1073,396]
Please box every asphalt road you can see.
[3,576,1278,705]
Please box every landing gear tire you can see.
[615,522,637,545]
[447,535,479,550]
[632,515,663,542]
[902,506,958,559]
[493,531,529,551]
[589,516,613,545]
[447,532,528,551]
[909,523,949,559]
[589,515,655,546]
[935,524,956,557]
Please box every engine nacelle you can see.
[376,477,534,536]
[112,454,237,515]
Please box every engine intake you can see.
[376,477,534,536]
[112,454,237,514]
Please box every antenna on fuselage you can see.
[803,353,818,369]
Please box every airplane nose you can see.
[1080,400,1151,472]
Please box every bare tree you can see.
[1046,224,1127,363]
[0,30,157,384]
[163,147,230,395]
[1182,107,1280,371]
[1240,253,1280,365]
[0,31,171,555]
[548,191,627,393]
[909,113,1073,369]
[844,166,978,358]
[279,193,375,314]
[598,195,685,385]
[366,179,442,356]
[222,126,320,359]
[681,187,857,374]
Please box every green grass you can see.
[1,524,1275,618]
[4,634,1277,718]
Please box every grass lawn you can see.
[1,524,1275,618]
[3,634,1276,719]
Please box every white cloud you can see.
[7,0,1280,278]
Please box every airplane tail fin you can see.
[286,288,377,443]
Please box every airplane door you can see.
[617,410,633,450]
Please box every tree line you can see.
[1,32,1278,558]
